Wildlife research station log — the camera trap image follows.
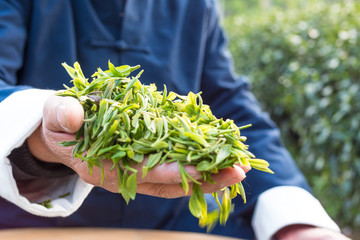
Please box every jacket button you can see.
[115,40,128,51]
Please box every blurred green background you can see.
[219,0,359,237]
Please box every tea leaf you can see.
[58,141,78,147]
[216,145,231,164]
[145,151,163,169]
[126,173,137,200]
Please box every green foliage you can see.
[222,0,360,229]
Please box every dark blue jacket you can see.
[0,0,309,239]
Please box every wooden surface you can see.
[0,228,243,240]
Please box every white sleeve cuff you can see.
[0,89,93,217]
[251,186,340,240]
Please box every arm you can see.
[254,186,349,240]
[0,1,94,216]
[275,224,350,240]
[0,89,92,217]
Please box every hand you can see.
[274,224,351,240]
[27,95,249,198]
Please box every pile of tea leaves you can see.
[57,61,273,230]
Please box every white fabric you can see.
[0,89,93,217]
[252,186,340,240]
[0,89,340,237]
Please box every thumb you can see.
[43,95,84,133]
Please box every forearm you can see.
[252,186,340,240]
[0,89,93,217]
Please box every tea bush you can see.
[222,0,360,229]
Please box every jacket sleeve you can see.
[0,0,31,101]
[0,0,93,217]
[200,3,338,239]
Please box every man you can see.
[0,0,349,239]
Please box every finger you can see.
[136,161,201,184]
[137,165,246,198]
[240,163,252,173]
[72,158,121,192]
[201,165,246,193]
[43,95,84,133]
[74,159,246,198]
[74,159,192,197]
[137,182,192,198]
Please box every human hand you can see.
[274,224,351,240]
[27,95,249,198]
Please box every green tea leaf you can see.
[58,141,78,147]
[183,132,209,148]
[219,187,232,225]
[237,181,247,204]
[196,161,213,171]
[126,173,137,200]
[179,164,190,194]
[132,153,144,163]
[143,112,156,133]
[146,151,163,169]
[189,188,202,218]
[112,151,126,160]
[216,145,231,164]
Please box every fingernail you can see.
[57,105,71,132]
